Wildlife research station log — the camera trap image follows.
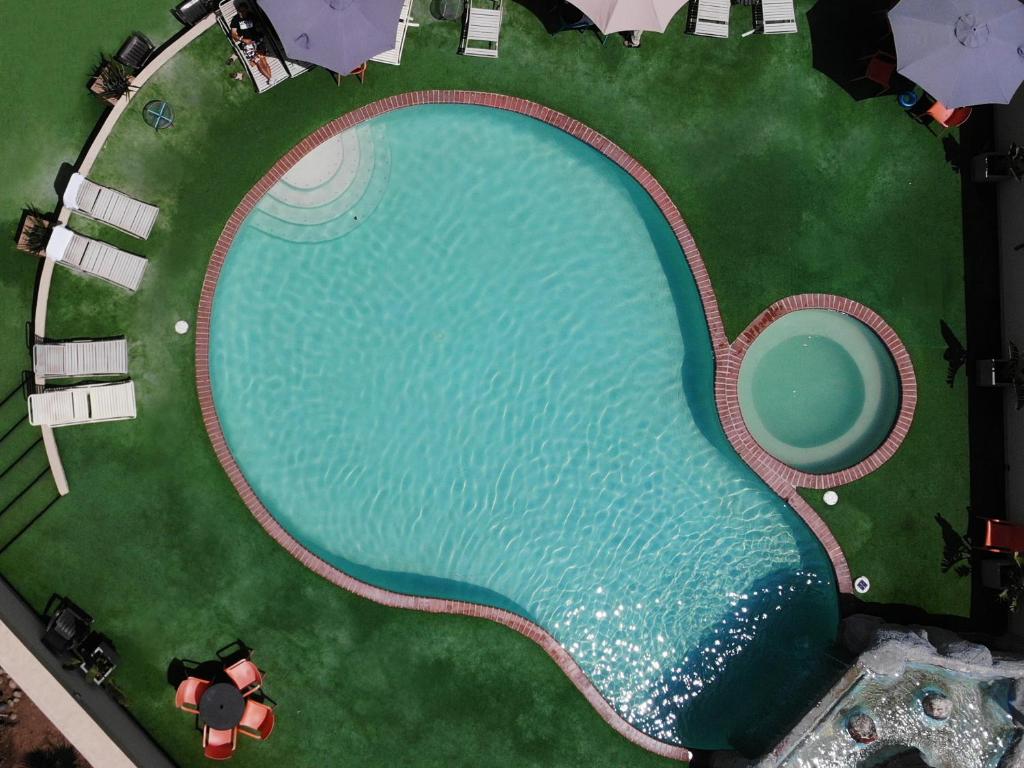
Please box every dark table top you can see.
[143,100,174,130]
[199,682,245,730]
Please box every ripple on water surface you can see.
[210,105,841,751]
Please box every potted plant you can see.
[998,552,1024,613]
[972,143,1024,184]
[15,207,53,255]
[88,55,137,105]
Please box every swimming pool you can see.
[737,310,901,474]
[207,103,841,753]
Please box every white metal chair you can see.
[217,0,309,92]
[693,0,731,37]
[460,0,503,58]
[44,226,148,292]
[753,0,798,34]
[33,339,129,379]
[62,173,159,239]
[371,0,419,65]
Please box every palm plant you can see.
[20,206,52,254]
[91,55,136,103]
[998,552,1024,613]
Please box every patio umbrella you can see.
[888,0,1024,107]
[256,0,404,76]
[566,0,690,34]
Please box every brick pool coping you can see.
[195,90,877,760]
[715,294,917,498]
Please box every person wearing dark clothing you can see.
[229,3,273,85]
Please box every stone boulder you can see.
[847,713,878,744]
[921,693,953,721]
[936,639,993,667]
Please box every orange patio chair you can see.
[203,725,237,761]
[174,676,211,714]
[925,101,972,133]
[238,699,276,740]
[981,518,1024,553]
[225,658,263,697]
[334,62,367,85]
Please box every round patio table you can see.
[143,100,174,131]
[199,683,245,730]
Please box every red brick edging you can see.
[195,91,872,760]
[715,294,916,497]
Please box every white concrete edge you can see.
[78,16,217,178]
[40,14,219,498]
[0,621,136,768]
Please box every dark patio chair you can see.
[549,2,608,42]
[215,639,253,666]
[114,32,156,72]
[78,632,120,684]
[41,595,93,658]
[853,50,897,95]
[172,0,213,26]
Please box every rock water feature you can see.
[705,615,1024,768]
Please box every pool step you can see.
[248,123,392,243]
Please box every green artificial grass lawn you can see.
[0,0,970,765]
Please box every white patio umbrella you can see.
[888,0,1024,107]
[566,0,690,34]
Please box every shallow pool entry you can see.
[209,104,842,752]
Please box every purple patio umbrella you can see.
[888,0,1024,107]
[256,0,404,75]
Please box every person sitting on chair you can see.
[229,3,273,86]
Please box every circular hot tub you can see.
[737,309,901,474]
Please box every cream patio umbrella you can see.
[565,0,690,34]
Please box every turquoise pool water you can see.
[210,105,841,752]
[737,310,901,474]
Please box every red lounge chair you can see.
[225,659,263,696]
[982,519,1024,552]
[203,726,237,760]
[238,699,276,740]
[174,677,211,714]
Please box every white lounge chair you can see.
[371,0,418,66]
[217,0,308,93]
[62,173,159,240]
[33,339,129,379]
[754,0,797,34]
[692,0,731,37]
[460,0,503,58]
[45,226,148,292]
[28,381,137,428]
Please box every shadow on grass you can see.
[166,638,254,688]
[936,510,972,577]
[806,0,910,101]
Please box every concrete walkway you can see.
[0,576,174,767]
[11,15,222,766]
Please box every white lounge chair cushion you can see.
[33,339,129,378]
[28,382,136,427]
[45,225,74,262]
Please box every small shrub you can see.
[22,206,52,253]
[92,55,136,102]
